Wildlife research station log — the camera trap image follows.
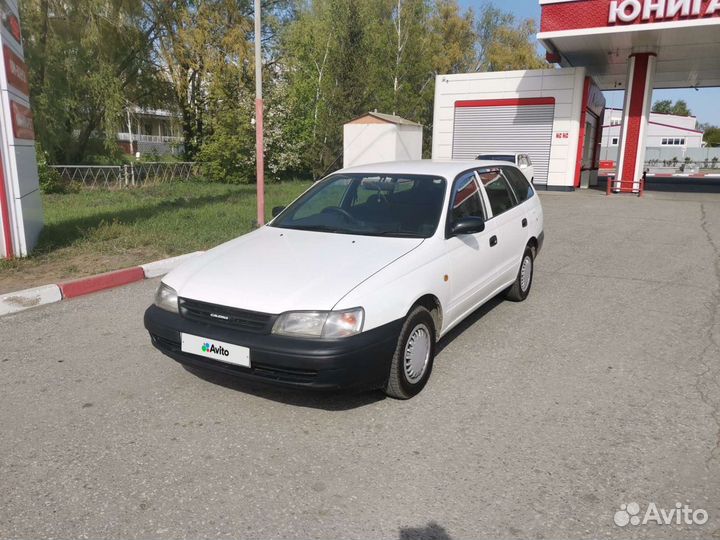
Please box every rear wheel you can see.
[384,306,436,399]
[505,245,535,302]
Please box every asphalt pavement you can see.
[1,188,719,539]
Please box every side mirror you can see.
[271,206,286,218]
[450,216,485,236]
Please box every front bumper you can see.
[144,305,402,391]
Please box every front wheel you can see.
[505,245,535,302]
[384,306,436,399]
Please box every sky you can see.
[458,0,720,126]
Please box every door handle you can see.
[489,235,498,247]
[522,218,528,228]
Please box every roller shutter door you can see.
[452,98,555,185]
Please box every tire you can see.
[505,245,535,302]
[384,306,436,399]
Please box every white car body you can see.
[476,152,534,184]
[146,160,544,396]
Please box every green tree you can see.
[428,0,476,75]
[670,99,692,117]
[150,0,253,161]
[476,5,546,71]
[702,125,720,147]
[21,0,167,163]
[652,99,692,116]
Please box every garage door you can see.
[452,98,555,185]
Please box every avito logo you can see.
[201,342,230,356]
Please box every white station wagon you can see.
[145,160,544,399]
[476,152,534,184]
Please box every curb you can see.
[0,251,204,316]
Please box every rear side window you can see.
[479,170,517,217]
[450,172,485,221]
[503,166,534,204]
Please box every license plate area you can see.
[181,333,250,368]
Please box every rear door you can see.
[478,169,527,287]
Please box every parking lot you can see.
[1,189,719,539]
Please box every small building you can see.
[118,107,183,158]
[432,67,605,190]
[600,108,703,151]
[343,112,423,168]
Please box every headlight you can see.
[272,307,364,338]
[154,282,179,313]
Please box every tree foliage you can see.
[21,0,547,179]
[21,0,168,164]
[652,99,692,117]
[701,124,720,147]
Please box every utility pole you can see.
[254,0,265,225]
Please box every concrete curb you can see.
[0,251,204,317]
[0,284,63,316]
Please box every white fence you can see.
[117,133,183,144]
[49,162,201,188]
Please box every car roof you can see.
[475,152,521,157]
[336,159,515,178]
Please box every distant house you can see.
[601,108,704,150]
[118,107,183,157]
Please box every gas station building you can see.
[433,0,720,192]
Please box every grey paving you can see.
[1,189,719,540]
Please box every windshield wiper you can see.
[284,225,349,234]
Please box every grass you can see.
[0,180,313,293]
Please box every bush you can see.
[36,145,78,194]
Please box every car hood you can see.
[163,226,424,313]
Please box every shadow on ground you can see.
[183,365,387,412]
[399,521,453,540]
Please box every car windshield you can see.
[476,154,516,163]
[270,173,447,238]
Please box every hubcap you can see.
[520,255,532,292]
[404,323,431,383]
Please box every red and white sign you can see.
[0,0,21,45]
[10,99,34,140]
[3,45,28,95]
[541,0,720,32]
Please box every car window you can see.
[525,155,532,165]
[479,169,517,216]
[503,166,534,203]
[293,177,352,220]
[450,172,485,222]
[272,173,447,238]
[476,154,515,164]
[517,155,526,167]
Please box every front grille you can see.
[178,297,275,334]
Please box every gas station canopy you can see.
[538,0,720,90]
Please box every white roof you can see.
[337,159,511,178]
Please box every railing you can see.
[606,172,645,197]
[117,133,183,143]
[49,162,201,188]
